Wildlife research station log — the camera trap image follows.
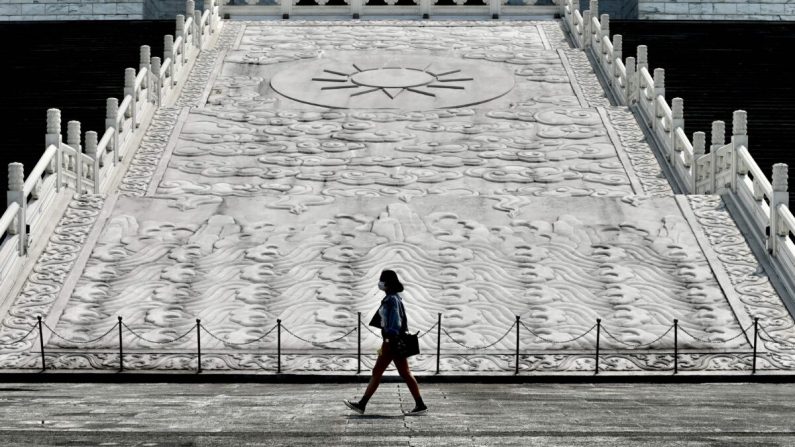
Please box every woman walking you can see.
[345,269,427,416]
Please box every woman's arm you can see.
[382,295,402,337]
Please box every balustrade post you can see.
[38,316,45,371]
[586,0,598,48]
[671,98,684,162]
[420,0,430,19]
[176,15,185,41]
[124,68,136,130]
[582,10,592,49]
[673,319,678,374]
[350,0,361,18]
[636,46,648,109]
[164,35,175,85]
[208,0,216,31]
[45,109,62,191]
[357,311,361,374]
[489,0,500,20]
[118,316,124,372]
[692,131,706,194]
[67,121,82,194]
[637,45,648,72]
[186,0,196,43]
[611,34,622,91]
[7,163,26,255]
[196,318,202,373]
[280,0,291,20]
[600,14,609,41]
[770,163,789,255]
[710,121,725,194]
[731,110,748,193]
[653,68,665,99]
[436,313,442,375]
[514,315,520,375]
[84,131,100,194]
[752,317,758,374]
[277,319,282,373]
[139,45,151,103]
[151,57,162,107]
[612,34,622,62]
[625,56,636,105]
[194,11,203,48]
[594,318,601,375]
[105,99,119,164]
[652,68,665,133]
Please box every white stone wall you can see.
[0,0,142,21]
[639,0,795,20]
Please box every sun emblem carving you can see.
[312,64,474,100]
[270,55,515,110]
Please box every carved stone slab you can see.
[2,21,794,374]
[47,196,748,357]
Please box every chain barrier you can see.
[122,322,196,345]
[417,321,438,339]
[758,325,795,349]
[0,324,38,346]
[600,324,673,349]
[363,324,382,338]
[281,325,357,347]
[519,321,597,345]
[200,323,279,347]
[678,323,753,345]
[7,314,781,377]
[42,321,119,345]
[442,322,516,350]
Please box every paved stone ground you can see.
[0,381,793,445]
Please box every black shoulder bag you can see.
[393,301,419,358]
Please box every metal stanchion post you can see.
[753,317,759,375]
[277,319,282,374]
[595,318,601,375]
[515,315,520,375]
[436,313,442,375]
[118,316,124,372]
[196,319,202,374]
[357,312,361,374]
[37,316,45,371]
[673,319,678,374]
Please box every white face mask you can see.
[377,281,386,291]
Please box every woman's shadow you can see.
[345,414,404,420]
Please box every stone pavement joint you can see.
[0,382,794,445]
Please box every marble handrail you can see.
[0,203,20,243]
[21,145,57,198]
[0,202,22,296]
[737,146,773,201]
[561,0,795,298]
[0,4,221,299]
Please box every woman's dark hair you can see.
[380,269,404,293]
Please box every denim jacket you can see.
[369,293,408,338]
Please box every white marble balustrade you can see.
[218,0,557,19]
[0,0,222,299]
[561,0,795,300]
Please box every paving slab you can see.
[0,382,794,445]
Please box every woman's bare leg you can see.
[393,357,423,403]
[361,343,393,403]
